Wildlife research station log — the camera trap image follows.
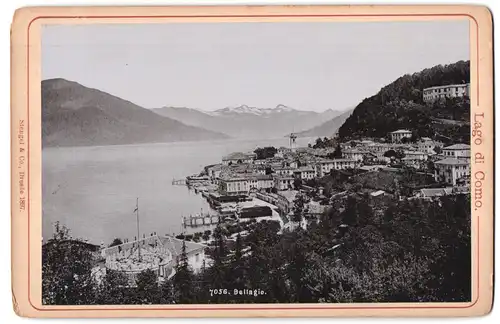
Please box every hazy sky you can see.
[42,21,469,112]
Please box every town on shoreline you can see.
[43,81,472,305]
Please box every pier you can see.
[172,178,187,185]
[182,214,221,228]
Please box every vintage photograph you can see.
[41,20,472,305]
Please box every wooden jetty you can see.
[182,214,221,228]
[172,178,187,185]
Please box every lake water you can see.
[42,137,315,245]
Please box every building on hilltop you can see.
[423,83,470,103]
[389,129,412,143]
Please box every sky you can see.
[42,20,470,112]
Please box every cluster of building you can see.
[212,149,359,196]
[207,130,471,200]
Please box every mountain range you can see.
[42,79,228,147]
[152,105,344,139]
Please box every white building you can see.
[442,143,471,159]
[219,177,249,195]
[274,166,295,176]
[274,176,294,190]
[390,129,412,143]
[247,174,274,190]
[423,83,470,103]
[434,158,470,186]
[293,167,316,180]
[315,159,357,177]
[403,151,428,161]
[417,138,444,154]
[342,149,377,162]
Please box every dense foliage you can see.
[254,146,278,160]
[43,193,471,305]
[338,61,470,143]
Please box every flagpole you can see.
[136,197,141,261]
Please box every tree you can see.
[384,149,405,160]
[229,233,246,290]
[293,177,302,190]
[96,269,130,304]
[333,144,343,158]
[42,222,97,305]
[134,269,160,304]
[207,225,229,302]
[173,241,195,303]
[313,137,324,149]
[291,194,306,225]
[433,146,443,154]
[109,238,123,247]
[410,131,419,143]
[254,146,278,160]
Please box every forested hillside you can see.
[338,61,470,143]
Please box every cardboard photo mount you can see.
[10,5,494,318]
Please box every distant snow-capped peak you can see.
[213,104,296,116]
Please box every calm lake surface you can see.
[42,137,315,244]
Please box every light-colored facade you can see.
[442,143,471,159]
[423,83,470,103]
[274,166,295,176]
[434,158,470,186]
[247,174,274,190]
[390,129,412,143]
[315,159,357,177]
[273,176,294,190]
[403,151,428,161]
[342,149,377,162]
[417,139,443,154]
[219,177,249,195]
[293,167,316,180]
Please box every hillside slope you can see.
[337,60,470,143]
[42,79,229,147]
[295,109,353,138]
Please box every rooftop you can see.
[423,83,469,91]
[435,158,470,165]
[443,143,471,150]
[390,129,412,134]
[223,152,255,160]
[420,188,454,197]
